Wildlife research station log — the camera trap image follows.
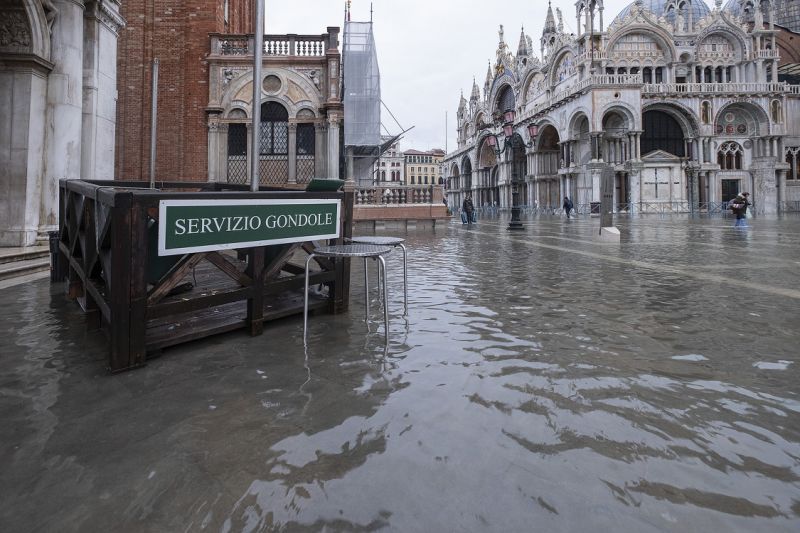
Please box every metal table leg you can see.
[398,243,407,315]
[363,257,369,323]
[378,255,389,343]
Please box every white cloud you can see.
[265,0,638,152]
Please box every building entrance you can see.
[721,179,740,202]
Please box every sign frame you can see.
[157,198,341,256]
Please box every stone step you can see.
[0,246,50,265]
[0,257,50,282]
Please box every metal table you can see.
[349,236,407,315]
[304,244,392,344]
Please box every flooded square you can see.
[1,215,799,532]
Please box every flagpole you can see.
[250,0,264,191]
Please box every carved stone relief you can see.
[0,10,31,51]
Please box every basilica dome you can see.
[613,0,712,26]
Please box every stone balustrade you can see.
[641,82,788,95]
[210,33,334,57]
[355,185,443,206]
[755,49,781,60]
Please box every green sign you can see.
[158,199,341,256]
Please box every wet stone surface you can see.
[1,214,800,532]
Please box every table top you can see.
[349,236,406,246]
[313,244,392,258]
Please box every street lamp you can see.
[486,110,538,231]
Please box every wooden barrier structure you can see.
[55,180,354,372]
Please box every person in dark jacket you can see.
[730,192,750,227]
[563,196,574,219]
[462,194,475,225]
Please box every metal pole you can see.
[149,58,159,189]
[250,0,265,191]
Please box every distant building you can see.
[445,0,800,214]
[371,136,405,184]
[0,0,124,246]
[405,149,445,186]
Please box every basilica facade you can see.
[444,0,800,215]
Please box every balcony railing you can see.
[641,82,788,95]
[211,33,335,57]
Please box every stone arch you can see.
[607,26,677,64]
[12,0,51,61]
[714,101,770,136]
[219,68,322,118]
[599,102,639,131]
[296,107,317,119]
[548,47,577,88]
[695,27,748,63]
[492,83,516,115]
[477,136,497,169]
[568,109,591,139]
[461,154,474,190]
[642,101,700,138]
[225,107,248,119]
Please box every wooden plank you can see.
[147,253,207,306]
[264,243,299,279]
[146,286,252,320]
[206,251,252,286]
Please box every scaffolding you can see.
[343,20,382,185]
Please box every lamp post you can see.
[486,109,538,231]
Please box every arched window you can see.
[380,170,386,180]
[718,141,744,170]
[771,100,783,123]
[701,101,712,124]
[786,147,798,181]
[642,110,685,157]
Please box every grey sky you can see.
[266,0,637,152]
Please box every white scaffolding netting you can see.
[343,21,381,184]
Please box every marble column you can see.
[315,122,327,178]
[207,121,227,182]
[327,115,341,180]
[42,0,87,238]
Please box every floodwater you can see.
[1,214,800,532]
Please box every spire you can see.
[470,77,480,101]
[517,26,529,57]
[458,90,466,111]
[485,60,493,87]
[544,1,557,35]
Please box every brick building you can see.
[115,0,253,182]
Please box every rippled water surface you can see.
[1,215,799,532]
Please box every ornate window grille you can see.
[226,124,248,184]
[296,123,315,183]
[718,141,744,170]
[259,102,289,184]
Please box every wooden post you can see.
[108,192,134,372]
[128,200,149,367]
[247,247,265,335]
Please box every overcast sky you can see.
[265,0,637,152]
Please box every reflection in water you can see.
[1,215,799,532]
